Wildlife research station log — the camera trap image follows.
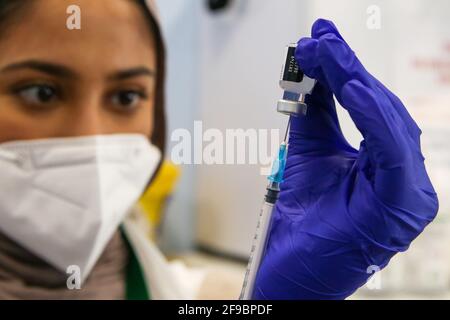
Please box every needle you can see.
[283,118,291,143]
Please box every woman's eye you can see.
[111,90,147,111]
[16,85,58,105]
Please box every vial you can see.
[277,44,316,117]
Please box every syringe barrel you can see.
[240,201,275,300]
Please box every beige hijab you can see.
[0,0,166,300]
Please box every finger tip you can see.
[312,18,339,38]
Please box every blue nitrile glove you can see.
[253,19,439,300]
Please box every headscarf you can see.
[140,0,167,162]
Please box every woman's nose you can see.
[60,103,104,137]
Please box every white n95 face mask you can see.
[0,134,161,281]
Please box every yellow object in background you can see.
[139,161,181,239]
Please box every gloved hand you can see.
[253,19,439,300]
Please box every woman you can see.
[0,0,173,299]
[0,0,439,300]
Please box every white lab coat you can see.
[122,206,206,300]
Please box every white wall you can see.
[155,0,201,252]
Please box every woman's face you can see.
[0,0,157,143]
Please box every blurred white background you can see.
[156,0,450,298]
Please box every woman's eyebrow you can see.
[0,60,78,78]
[0,61,155,81]
[108,67,155,81]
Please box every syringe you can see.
[239,43,315,300]
[239,124,289,300]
